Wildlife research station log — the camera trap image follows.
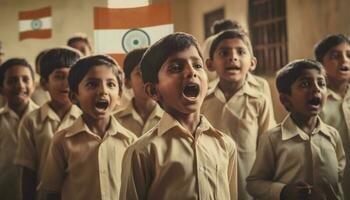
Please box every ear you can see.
[69,91,79,105]
[144,82,160,101]
[279,93,291,112]
[40,78,49,91]
[249,56,257,71]
[205,58,216,72]
[124,78,132,89]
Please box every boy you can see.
[120,32,238,200]
[15,47,81,200]
[40,55,137,199]
[246,59,345,200]
[315,34,350,199]
[202,29,275,200]
[0,58,38,200]
[67,33,92,56]
[115,47,163,137]
[31,49,50,106]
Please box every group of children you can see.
[0,22,349,200]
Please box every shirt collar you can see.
[0,99,38,118]
[281,114,334,141]
[212,80,260,102]
[157,112,222,137]
[40,103,81,122]
[65,116,133,139]
[326,84,350,101]
[116,100,163,119]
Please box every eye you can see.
[86,81,97,88]
[107,81,117,88]
[318,79,326,88]
[193,62,203,69]
[218,49,230,57]
[54,73,66,80]
[237,48,247,55]
[346,51,350,59]
[22,76,31,84]
[6,78,17,85]
[168,63,182,73]
[329,51,340,59]
[300,80,310,88]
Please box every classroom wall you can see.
[0,0,106,67]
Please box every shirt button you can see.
[199,166,205,172]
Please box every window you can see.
[249,0,288,75]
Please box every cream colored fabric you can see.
[40,116,136,200]
[120,112,238,200]
[31,85,51,107]
[114,100,163,137]
[15,103,81,188]
[201,80,276,200]
[247,115,345,200]
[0,100,38,200]
[320,85,350,200]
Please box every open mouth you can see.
[95,99,109,110]
[225,65,240,71]
[308,97,321,107]
[182,83,200,98]
[339,66,350,72]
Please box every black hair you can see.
[211,19,242,35]
[209,29,253,59]
[140,32,203,84]
[35,49,49,74]
[40,47,81,81]
[0,58,34,89]
[67,35,92,51]
[68,55,123,97]
[276,59,325,95]
[314,34,350,62]
[123,47,148,80]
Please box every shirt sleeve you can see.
[246,133,285,200]
[39,132,66,193]
[15,117,37,170]
[227,140,238,200]
[120,145,151,200]
[334,130,346,181]
[258,96,276,137]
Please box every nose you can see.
[229,51,238,62]
[341,52,350,63]
[16,78,26,89]
[184,63,197,78]
[98,83,108,95]
[311,82,321,93]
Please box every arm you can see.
[246,133,285,200]
[22,167,36,200]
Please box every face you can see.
[73,65,120,121]
[126,65,149,100]
[43,68,71,106]
[207,38,256,85]
[2,65,34,107]
[147,45,207,116]
[322,42,350,82]
[70,40,91,56]
[282,69,327,120]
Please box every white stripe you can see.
[19,17,52,32]
[107,0,149,8]
[94,24,173,54]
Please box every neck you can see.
[173,112,201,135]
[9,102,28,118]
[133,97,156,122]
[82,114,111,138]
[328,78,348,97]
[218,79,244,101]
[49,101,72,120]
[290,113,318,135]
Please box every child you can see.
[31,49,51,106]
[0,58,38,200]
[120,32,238,200]
[15,47,81,200]
[115,47,163,137]
[246,59,345,200]
[315,34,350,199]
[67,33,92,56]
[40,55,137,199]
[201,29,276,200]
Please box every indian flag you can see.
[94,2,173,64]
[18,7,52,41]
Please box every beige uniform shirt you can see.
[320,86,350,199]
[15,103,81,188]
[0,100,38,200]
[40,116,137,200]
[120,112,238,200]
[246,115,346,200]
[201,80,276,200]
[31,85,51,107]
[114,100,163,137]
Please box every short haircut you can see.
[140,32,203,84]
[35,49,49,74]
[276,59,325,95]
[123,47,148,80]
[314,34,350,62]
[211,19,242,35]
[67,35,92,51]
[209,29,253,59]
[0,58,34,89]
[68,55,123,97]
[40,47,81,81]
